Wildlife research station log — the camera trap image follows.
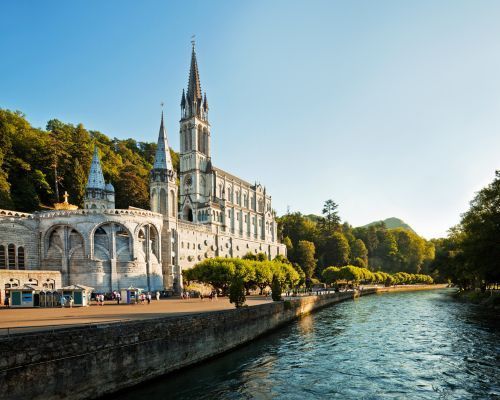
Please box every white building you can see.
[0,44,285,294]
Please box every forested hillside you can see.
[0,109,179,211]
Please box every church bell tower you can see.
[179,42,211,221]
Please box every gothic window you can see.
[258,199,264,213]
[197,126,203,153]
[203,128,208,154]
[235,190,240,205]
[243,193,248,208]
[95,227,106,235]
[17,247,25,270]
[8,244,15,269]
[0,245,5,269]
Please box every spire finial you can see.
[191,35,196,50]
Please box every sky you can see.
[1,0,500,238]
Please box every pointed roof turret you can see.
[181,89,186,108]
[153,111,173,171]
[203,92,208,111]
[187,43,202,104]
[86,146,106,190]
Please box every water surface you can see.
[116,290,500,399]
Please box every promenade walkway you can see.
[0,296,272,335]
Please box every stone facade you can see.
[0,44,285,294]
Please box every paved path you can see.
[0,296,272,334]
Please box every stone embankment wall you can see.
[0,285,443,400]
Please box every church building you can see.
[0,44,285,295]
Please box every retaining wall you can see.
[0,285,443,400]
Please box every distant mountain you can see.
[362,217,415,233]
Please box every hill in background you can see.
[362,217,415,233]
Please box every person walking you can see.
[69,295,74,308]
[155,291,160,301]
[60,296,66,308]
[146,292,152,305]
[116,292,121,305]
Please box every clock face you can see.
[185,175,193,187]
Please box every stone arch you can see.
[7,244,15,269]
[17,246,25,270]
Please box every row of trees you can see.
[430,171,500,291]
[278,202,435,280]
[183,256,302,297]
[0,109,179,211]
[322,266,434,286]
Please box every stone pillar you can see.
[109,224,117,292]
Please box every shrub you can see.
[229,276,246,308]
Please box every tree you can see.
[322,266,341,285]
[322,199,341,232]
[321,232,350,269]
[229,276,246,308]
[295,240,316,279]
[351,238,368,265]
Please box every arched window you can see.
[0,245,5,269]
[95,227,106,235]
[8,244,15,269]
[17,247,25,270]
[203,128,209,154]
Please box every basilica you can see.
[0,44,286,295]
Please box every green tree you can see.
[271,276,282,301]
[321,199,341,232]
[321,232,350,269]
[229,276,246,308]
[295,240,316,279]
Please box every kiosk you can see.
[58,285,94,307]
[9,285,38,308]
[120,287,143,304]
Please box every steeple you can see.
[187,43,202,105]
[153,111,173,171]
[86,146,106,190]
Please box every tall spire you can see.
[187,42,202,107]
[153,111,173,171]
[86,146,106,190]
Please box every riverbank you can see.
[0,284,445,400]
[453,289,500,310]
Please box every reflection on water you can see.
[113,290,500,399]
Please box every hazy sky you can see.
[2,0,500,238]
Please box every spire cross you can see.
[191,35,196,49]
[63,191,69,204]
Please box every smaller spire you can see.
[181,89,186,108]
[86,146,106,190]
[153,111,174,171]
[203,92,208,111]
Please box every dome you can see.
[105,183,115,192]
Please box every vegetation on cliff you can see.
[0,109,178,211]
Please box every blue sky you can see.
[1,1,500,238]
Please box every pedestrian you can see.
[60,296,66,308]
[116,292,121,304]
[69,295,74,308]
[200,293,204,301]
[146,292,151,304]
[214,291,217,301]
[140,293,145,304]
[156,291,160,301]
[209,292,213,301]
[100,294,105,306]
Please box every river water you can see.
[117,289,499,399]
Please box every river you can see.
[114,289,499,399]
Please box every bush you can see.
[229,276,246,308]
[271,276,282,301]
